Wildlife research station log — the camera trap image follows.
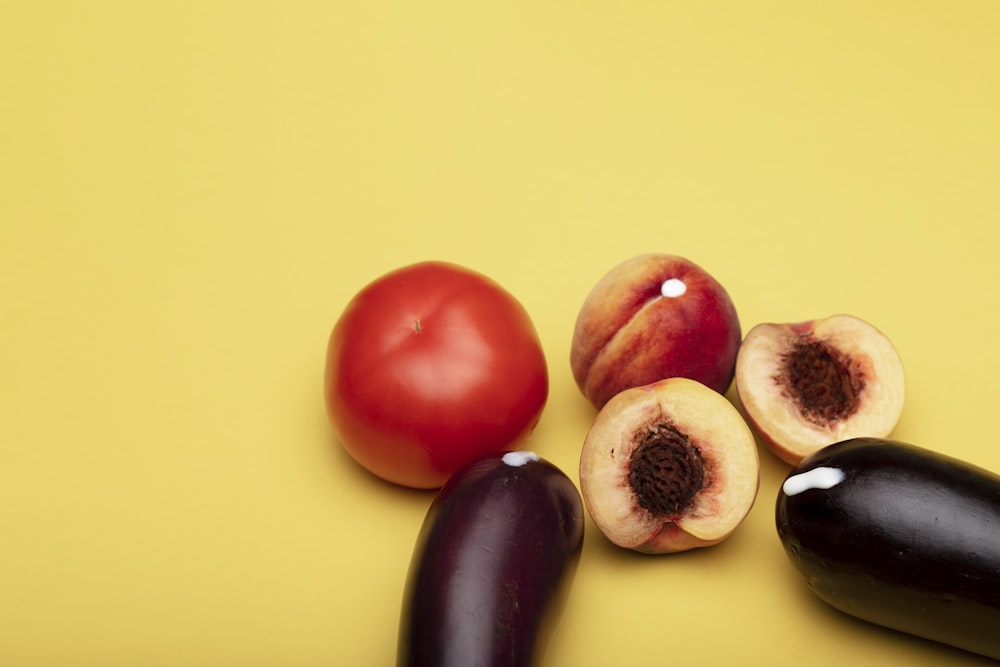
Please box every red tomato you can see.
[325,261,549,489]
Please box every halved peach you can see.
[579,377,760,554]
[734,314,905,465]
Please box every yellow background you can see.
[3,2,999,665]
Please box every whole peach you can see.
[570,254,741,409]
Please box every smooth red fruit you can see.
[325,261,548,489]
[571,254,741,410]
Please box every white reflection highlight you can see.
[782,466,846,496]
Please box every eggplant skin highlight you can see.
[397,451,585,667]
[776,437,1000,660]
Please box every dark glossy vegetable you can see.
[776,437,1000,660]
[397,451,584,667]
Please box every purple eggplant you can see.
[776,437,1000,660]
[397,450,584,667]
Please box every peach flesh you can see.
[579,377,760,554]
[735,314,905,466]
[570,254,742,410]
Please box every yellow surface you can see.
[2,2,999,665]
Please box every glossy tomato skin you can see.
[325,262,549,489]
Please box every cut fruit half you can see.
[734,314,905,466]
[579,377,760,554]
